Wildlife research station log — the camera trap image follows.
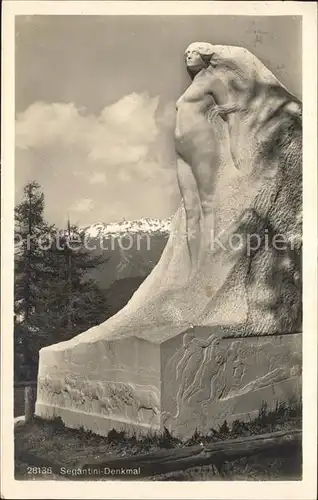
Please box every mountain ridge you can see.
[81,216,171,290]
[82,216,172,239]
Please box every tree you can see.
[48,219,109,339]
[14,181,54,378]
[14,182,110,381]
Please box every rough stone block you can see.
[36,328,301,439]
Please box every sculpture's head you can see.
[184,42,215,77]
[185,43,282,89]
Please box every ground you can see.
[15,400,302,481]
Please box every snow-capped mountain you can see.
[83,217,172,239]
[82,217,171,290]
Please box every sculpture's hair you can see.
[184,42,214,79]
[185,42,214,58]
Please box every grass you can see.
[15,398,302,481]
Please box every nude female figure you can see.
[174,42,225,268]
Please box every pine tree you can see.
[48,218,109,339]
[14,182,110,380]
[14,181,54,377]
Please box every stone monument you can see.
[35,44,302,439]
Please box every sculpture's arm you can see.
[207,103,241,122]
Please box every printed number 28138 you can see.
[27,467,53,475]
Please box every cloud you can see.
[89,172,107,185]
[15,93,173,173]
[117,170,131,183]
[70,198,94,213]
[15,93,179,225]
[16,102,87,150]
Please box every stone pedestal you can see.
[36,327,301,439]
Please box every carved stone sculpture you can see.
[36,44,302,438]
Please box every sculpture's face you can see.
[185,48,205,73]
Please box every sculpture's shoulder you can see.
[176,69,214,109]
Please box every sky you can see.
[15,15,302,227]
